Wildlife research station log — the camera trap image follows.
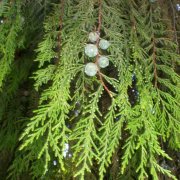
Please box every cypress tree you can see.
[0,0,179,179]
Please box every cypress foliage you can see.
[0,0,179,179]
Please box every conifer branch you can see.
[119,1,179,179]
[0,0,23,89]
[0,1,179,179]
[71,85,103,179]
[98,99,124,179]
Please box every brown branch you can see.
[98,72,113,97]
[152,36,158,88]
[94,0,102,46]
[95,0,102,61]
[97,0,102,34]
[56,0,65,65]
[169,0,179,54]
[95,0,112,98]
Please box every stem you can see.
[97,0,102,34]
[99,72,113,97]
[95,0,102,56]
[56,0,65,64]
[95,0,112,97]
[169,0,179,54]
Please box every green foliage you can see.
[0,0,179,179]
[71,85,103,179]
[0,0,24,89]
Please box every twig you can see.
[98,72,113,97]
[95,0,112,97]
[169,0,179,54]
[97,0,102,33]
[56,0,65,65]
